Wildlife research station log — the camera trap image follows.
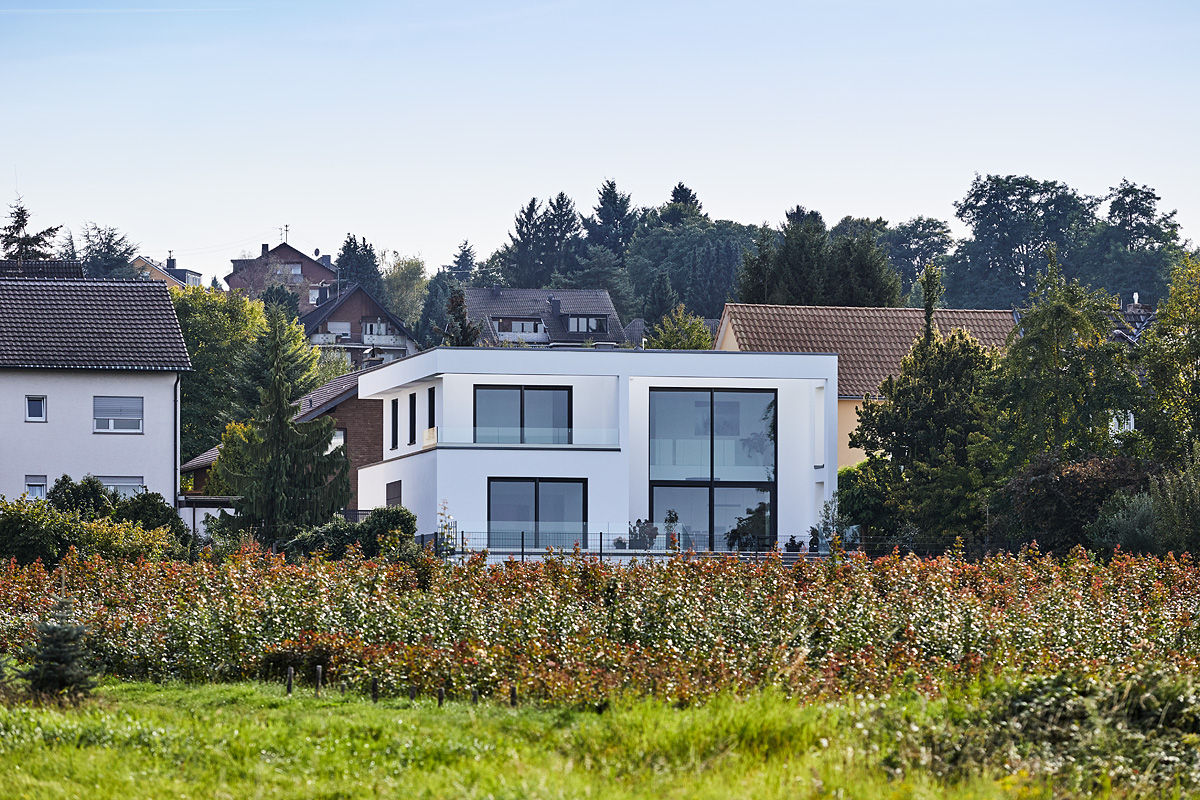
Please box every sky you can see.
[1,0,1197,286]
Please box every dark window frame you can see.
[408,392,417,445]
[390,398,399,450]
[486,477,588,549]
[427,386,436,429]
[386,480,403,507]
[648,387,778,550]
[472,385,573,444]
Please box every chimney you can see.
[166,256,177,271]
[261,243,270,258]
[549,296,561,317]
[318,254,332,268]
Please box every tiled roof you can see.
[0,260,84,279]
[720,303,1016,398]
[299,283,417,342]
[0,278,192,371]
[463,287,627,345]
[184,364,385,471]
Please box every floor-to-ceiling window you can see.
[487,478,586,549]
[649,389,776,551]
[474,386,571,444]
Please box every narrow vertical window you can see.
[386,480,402,507]
[427,386,436,429]
[390,398,399,450]
[408,393,417,445]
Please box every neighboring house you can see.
[226,243,337,313]
[356,347,838,554]
[0,260,84,279]
[464,288,628,346]
[131,255,203,288]
[0,277,191,502]
[624,317,720,347]
[300,284,419,367]
[715,303,1016,467]
[181,363,386,512]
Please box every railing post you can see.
[521,530,526,562]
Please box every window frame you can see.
[94,475,145,498]
[472,384,573,445]
[486,477,588,549]
[567,316,607,333]
[390,398,399,450]
[25,395,47,423]
[92,395,144,435]
[648,387,778,551]
[24,474,47,499]
[427,386,436,429]
[408,392,417,445]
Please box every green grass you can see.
[0,682,1101,800]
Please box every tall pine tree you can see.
[581,179,640,266]
[1,199,60,260]
[416,270,455,346]
[445,240,477,283]
[211,306,350,547]
[335,234,386,299]
[435,287,481,346]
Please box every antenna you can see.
[279,224,289,243]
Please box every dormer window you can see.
[567,316,607,333]
[495,318,543,334]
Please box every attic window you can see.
[495,318,543,334]
[567,316,607,333]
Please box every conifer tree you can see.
[826,233,902,307]
[550,244,635,323]
[737,226,777,304]
[643,267,679,325]
[416,270,455,346]
[1,199,61,260]
[229,303,318,424]
[335,234,386,299]
[435,287,481,346]
[445,240,477,283]
[770,206,829,304]
[21,596,96,701]
[582,179,640,265]
[211,306,350,547]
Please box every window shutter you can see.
[93,396,143,418]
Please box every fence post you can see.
[509,685,517,707]
[371,678,379,703]
[471,688,479,705]
[315,665,323,698]
[437,687,445,708]
[521,530,526,562]
[598,525,602,560]
[286,666,293,696]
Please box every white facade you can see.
[358,348,837,553]
[0,369,181,501]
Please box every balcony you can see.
[363,333,405,346]
[496,331,550,344]
[422,426,619,448]
[310,332,338,345]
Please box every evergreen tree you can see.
[445,240,477,283]
[334,234,386,299]
[470,251,505,288]
[416,270,455,346]
[211,306,350,547]
[550,244,635,322]
[1139,253,1200,459]
[581,179,640,265]
[56,229,77,260]
[21,596,96,701]
[80,222,138,278]
[1,199,61,260]
[435,287,481,346]
[229,302,319,427]
[210,276,221,289]
[770,206,828,304]
[670,182,701,209]
[658,182,707,227]
[736,226,777,304]
[260,284,300,319]
[646,304,714,350]
[498,198,547,288]
[826,233,902,307]
[643,267,680,326]
[541,192,584,280]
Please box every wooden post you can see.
[315,665,323,698]
[408,685,416,701]
[286,666,294,696]
[371,678,379,703]
[471,688,479,705]
[509,685,517,707]
[437,687,445,707]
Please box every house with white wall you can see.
[357,347,837,554]
[0,278,191,501]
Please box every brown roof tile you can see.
[720,303,1016,397]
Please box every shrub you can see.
[284,518,358,560]
[285,506,420,562]
[1150,442,1200,553]
[74,517,175,561]
[997,455,1153,552]
[46,475,116,520]
[21,596,96,702]
[0,497,75,566]
[112,492,189,554]
[1087,491,1157,554]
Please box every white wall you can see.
[358,348,838,546]
[0,369,180,500]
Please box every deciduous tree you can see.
[645,304,713,350]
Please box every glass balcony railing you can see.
[429,426,619,447]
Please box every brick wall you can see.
[322,395,382,510]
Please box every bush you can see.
[46,475,116,520]
[285,506,420,562]
[0,497,75,566]
[74,517,175,561]
[284,518,358,560]
[997,455,1153,553]
[112,492,189,554]
[1150,442,1200,553]
[21,596,96,702]
[1087,491,1157,554]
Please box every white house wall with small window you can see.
[357,348,838,552]
[0,278,191,504]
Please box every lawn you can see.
[0,681,1032,800]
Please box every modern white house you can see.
[0,278,191,501]
[357,347,837,554]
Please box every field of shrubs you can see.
[2,544,1199,705]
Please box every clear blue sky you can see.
[2,0,1197,286]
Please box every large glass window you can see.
[488,478,586,549]
[474,386,571,444]
[649,388,776,551]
